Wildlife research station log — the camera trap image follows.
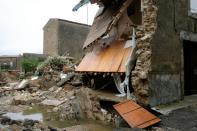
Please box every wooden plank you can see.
[118,47,133,72]
[122,108,159,128]
[83,0,134,49]
[137,118,161,129]
[88,47,108,72]
[83,8,115,49]
[96,41,123,72]
[113,100,140,114]
[75,52,92,72]
[76,40,132,73]
[109,41,127,72]
[113,100,161,129]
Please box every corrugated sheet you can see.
[76,40,132,73]
[113,100,161,128]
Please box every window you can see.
[190,0,197,13]
[127,0,143,25]
[189,0,197,18]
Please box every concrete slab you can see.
[95,90,127,103]
[153,94,197,115]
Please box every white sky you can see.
[191,0,197,13]
[0,0,98,55]
[1,1,197,55]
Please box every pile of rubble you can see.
[0,116,61,131]
[35,56,80,89]
[0,71,18,87]
[37,56,75,73]
[72,0,159,106]
[0,74,116,124]
[0,73,7,86]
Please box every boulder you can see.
[14,80,29,90]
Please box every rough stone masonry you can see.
[132,0,157,105]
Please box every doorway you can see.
[184,40,197,95]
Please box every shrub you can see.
[36,56,75,74]
[22,58,43,73]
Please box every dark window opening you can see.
[184,40,197,95]
[82,73,128,94]
[127,0,143,25]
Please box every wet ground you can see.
[159,104,197,131]
[0,105,113,131]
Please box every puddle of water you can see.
[2,105,113,130]
[3,112,43,121]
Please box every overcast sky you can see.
[0,0,98,55]
[191,0,197,13]
[1,1,197,55]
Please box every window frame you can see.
[188,0,197,19]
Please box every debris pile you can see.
[0,116,61,131]
[36,56,76,89]
[74,0,158,105]
[0,73,7,86]
[0,72,18,86]
[37,56,75,74]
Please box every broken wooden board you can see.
[76,40,132,73]
[83,7,115,49]
[83,0,134,49]
[113,100,161,128]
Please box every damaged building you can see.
[73,0,197,107]
[0,55,22,71]
[43,18,90,58]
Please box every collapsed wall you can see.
[74,0,161,106]
[132,0,157,105]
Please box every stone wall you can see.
[58,20,90,59]
[43,19,59,56]
[132,0,157,106]
[147,0,197,106]
[43,19,90,59]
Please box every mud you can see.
[159,104,197,131]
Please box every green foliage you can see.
[22,58,43,73]
[37,56,75,73]
[0,64,10,71]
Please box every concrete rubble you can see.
[0,59,197,130]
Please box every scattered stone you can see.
[63,125,87,131]
[71,81,82,87]
[23,119,36,127]
[1,116,11,125]
[15,79,29,90]
[52,107,59,112]
[48,126,58,131]
[41,99,64,106]
[113,128,145,131]
[57,73,75,87]
[12,93,41,105]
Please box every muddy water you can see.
[3,105,113,130]
[3,112,43,121]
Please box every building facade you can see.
[0,55,22,71]
[147,0,197,106]
[75,0,197,106]
[43,18,90,59]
